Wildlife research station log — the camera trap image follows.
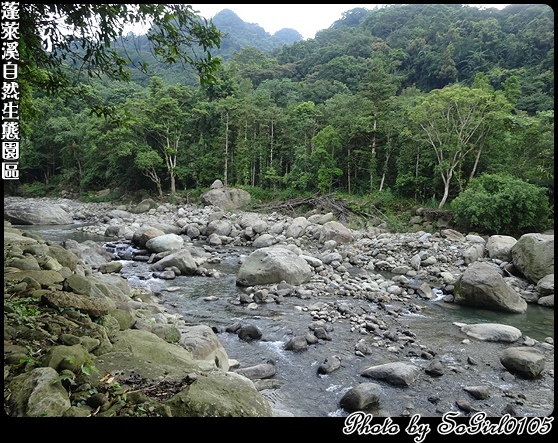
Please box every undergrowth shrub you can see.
[451,173,552,236]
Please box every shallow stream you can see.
[22,223,554,417]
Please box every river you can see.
[20,222,554,417]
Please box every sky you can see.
[189,4,511,40]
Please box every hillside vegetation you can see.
[9,4,554,236]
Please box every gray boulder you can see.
[252,233,275,248]
[104,224,126,237]
[5,201,73,225]
[164,371,272,417]
[145,233,184,253]
[319,220,352,244]
[4,230,39,245]
[537,293,554,307]
[132,226,166,248]
[7,367,71,417]
[106,209,134,222]
[236,246,312,286]
[286,216,309,239]
[360,362,421,386]
[92,329,271,416]
[200,183,251,210]
[317,355,342,375]
[63,239,113,268]
[42,290,114,319]
[283,336,309,352]
[454,261,528,313]
[129,198,158,214]
[205,219,232,237]
[340,382,384,412]
[500,347,546,379]
[512,233,554,284]
[179,324,230,372]
[453,322,522,342]
[536,274,554,296]
[462,243,484,264]
[234,360,276,380]
[486,235,517,261]
[150,249,198,275]
[150,222,182,235]
[238,212,263,229]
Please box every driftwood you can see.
[253,193,386,225]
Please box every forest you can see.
[9,4,554,236]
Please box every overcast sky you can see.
[189,4,510,40]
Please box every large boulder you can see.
[149,249,198,275]
[511,233,554,284]
[63,239,113,267]
[4,229,39,245]
[454,261,528,313]
[5,201,73,225]
[91,329,272,417]
[129,198,158,214]
[360,362,421,387]
[145,233,184,253]
[486,235,517,262]
[42,290,114,319]
[319,220,352,244]
[205,219,233,237]
[453,322,522,342]
[339,382,384,412]
[200,181,251,210]
[7,367,71,417]
[286,216,309,239]
[500,347,546,379]
[132,226,165,248]
[179,324,230,372]
[236,246,312,286]
[164,371,272,417]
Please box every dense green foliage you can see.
[451,173,552,237]
[17,4,222,124]
[11,4,554,234]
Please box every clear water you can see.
[16,222,109,243]
[123,253,554,417]
[21,224,555,417]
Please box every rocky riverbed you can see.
[3,195,554,420]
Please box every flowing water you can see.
[21,224,555,417]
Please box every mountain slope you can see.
[212,9,303,59]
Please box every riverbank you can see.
[3,196,554,418]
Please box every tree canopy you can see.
[12,4,554,234]
[18,4,222,120]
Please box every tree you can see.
[409,83,509,209]
[134,149,165,198]
[282,101,321,191]
[18,4,222,125]
[125,77,198,197]
[311,126,343,194]
[359,54,398,193]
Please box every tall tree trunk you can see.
[469,142,484,182]
[347,147,351,194]
[370,117,377,193]
[270,118,274,164]
[224,111,229,187]
[251,129,256,186]
[414,148,420,201]
[438,170,453,209]
[379,151,390,192]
